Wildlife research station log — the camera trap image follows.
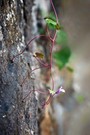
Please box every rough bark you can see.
[0,0,38,135]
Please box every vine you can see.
[10,0,66,108]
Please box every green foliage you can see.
[66,66,74,72]
[76,94,85,103]
[44,12,61,30]
[49,89,55,94]
[48,12,56,20]
[53,46,71,69]
[44,17,60,30]
[42,11,72,71]
[44,17,57,26]
[38,27,45,34]
[56,30,68,45]
[53,28,72,70]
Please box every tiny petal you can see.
[59,86,65,93]
[60,88,65,93]
[56,86,65,94]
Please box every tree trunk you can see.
[0,0,38,134]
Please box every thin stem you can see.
[12,47,26,62]
[46,26,53,41]
[20,73,29,86]
[50,30,57,90]
[12,0,60,110]
[22,89,50,101]
[49,41,54,90]
[51,69,54,90]
[50,0,59,23]
[30,64,50,74]
[21,64,50,87]
[42,94,53,108]
[53,30,57,41]
[35,57,49,67]
[49,38,55,90]
[9,88,50,116]
[12,35,52,62]
[27,35,52,46]
[42,89,57,108]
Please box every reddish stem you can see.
[34,57,49,67]
[21,64,50,87]
[50,0,59,23]
[12,35,52,62]
[30,64,50,74]
[41,88,57,108]
[49,31,57,90]
[22,89,50,101]
[42,94,53,108]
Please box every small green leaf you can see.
[33,52,44,59]
[56,23,61,30]
[56,30,68,45]
[44,17,60,30]
[66,66,74,72]
[44,17,57,25]
[53,46,71,69]
[48,12,56,20]
[49,89,55,94]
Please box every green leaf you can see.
[44,17,60,30]
[66,66,74,72]
[33,52,44,59]
[53,46,71,69]
[49,89,55,94]
[44,17,57,26]
[48,12,56,20]
[56,30,68,45]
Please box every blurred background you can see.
[0,0,90,134]
[39,0,90,135]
